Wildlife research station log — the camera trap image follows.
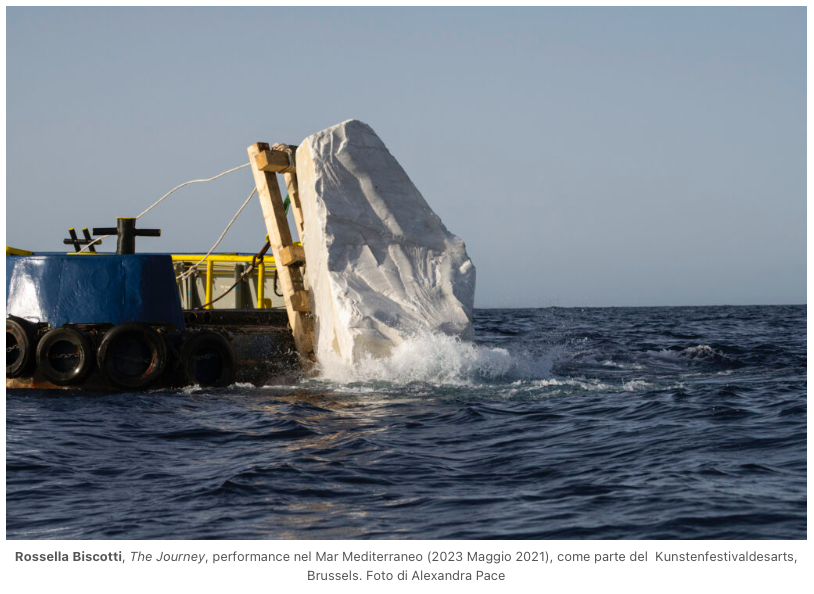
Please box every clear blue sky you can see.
[6,7,806,307]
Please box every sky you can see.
[5,7,806,307]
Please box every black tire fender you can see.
[179,331,236,387]
[98,322,167,389]
[35,326,94,386]
[7,316,37,378]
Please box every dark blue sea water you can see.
[6,305,806,539]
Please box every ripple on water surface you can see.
[6,305,807,539]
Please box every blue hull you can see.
[6,254,297,390]
[6,254,185,329]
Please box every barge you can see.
[6,243,301,390]
[7,142,313,391]
[7,122,476,390]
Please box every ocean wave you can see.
[528,378,615,391]
[601,359,645,370]
[622,380,653,391]
[6,305,806,540]
[647,344,740,366]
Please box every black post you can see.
[81,228,97,253]
[67,228,80,252]
[92,218,160,254]
[116,218,136,255]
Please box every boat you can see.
[7,122,476,391]
[6,142,309,391]
[6,231,302,390]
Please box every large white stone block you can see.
[296,119,476,364]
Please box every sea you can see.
[6,305,807,539]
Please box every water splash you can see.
[311,332,549,387]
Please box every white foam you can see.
[274,335,667,399]
[530,378,615,391]
[601,359,645,370]
[176,381,254,393]
[312,332,515,386]
[647,344,729,363]
[622,380,652,391]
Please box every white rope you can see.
[136,162,250,219]
[176,188,257,281]
[77,162,251,254]
[78,236,107,253]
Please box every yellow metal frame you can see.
[57,252,280,309]
[170,254,276,264]
[6,246,34,256]
[171,254,279,310]
[53,238,300,311]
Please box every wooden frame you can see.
[248,142,315,368]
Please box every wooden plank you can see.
[284,171,306,241]
[247,142,314,367]
[255,149,296,173]
[279,245,306,267]
[290,291,311,312]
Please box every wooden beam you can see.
[284,171,306,241]
[290,291,311,312]
[279,245,306,267]
[255,149,296,173]
[247,142,314,367]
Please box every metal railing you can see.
[47,241,296,311]
[171,254,278,310]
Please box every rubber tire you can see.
[35,326,94,386]
[98,323,167,389]
[179,331,236,388]
[7,316,37,378]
